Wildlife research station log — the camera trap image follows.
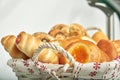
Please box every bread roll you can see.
[16,31,42,58]
[92,31,109,43]
[37,48,59,64]
[97,39,117,60]
[48,24,69,39]
[1,35,29,59]
[49,29,67,40]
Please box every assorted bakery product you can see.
[92,29,109,43]
[48,23,88,40]
[37,48,59,64]
[33,32,54,42]
[58,37,110,65]
[69,23,88,37]
[16,31,59,64]
[48,24,69,40]
[1,23,120,65]
[97,39,117,60]
[15,31,42,58]
[1,35,29,60]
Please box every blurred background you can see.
[0,0,119,80]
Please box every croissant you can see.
[37,48,59,64]
[58,37,110,65]
[1,35,29,59]
[16,31,42,58]
[97,39,117,60]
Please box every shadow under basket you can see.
[7,42,120,80]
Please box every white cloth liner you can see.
[7,42,120,80]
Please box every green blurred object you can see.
[87,0,120,40]
[87,0,120,19]
[101,0,120,19]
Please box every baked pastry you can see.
[37,48,59,64]
[92,30,109,43]
[48,29,67,40]
[58,38,110,65]
[33,32,59,64]
[69,23,88,37]
[16,31,42,58]
[112,40,120,56]
[97,39,117,60]
[16,31,59,64]
[1,35,29,59]
[33,32,54,42]
[48,24,69,39]
[48,23,89,40]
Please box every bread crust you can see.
[97,39,117,60]
[16,31,42,58]
[59,38,110,65]
[1,35,29,59]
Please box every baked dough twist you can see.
[1,35,29,59]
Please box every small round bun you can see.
[92,31,109,43]
[97,39,117,60]
[38,48,59,64]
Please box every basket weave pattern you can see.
[7,42,120,80]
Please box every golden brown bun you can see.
[48,23,89,40]
[49,24,69,35]
[16,31,42,58]
[33,32,55,42]
[58,38,110,65]
[48,29,67,40]
[48,24,69,40]
[97,39,117,60]
[38,48,59,64]
[1,35,29,59]
[112,40,120,56]
[69,23,88,37]
[92,31,109,43]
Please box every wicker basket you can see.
[7,42,120,80]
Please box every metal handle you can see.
[87,0,115,40]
